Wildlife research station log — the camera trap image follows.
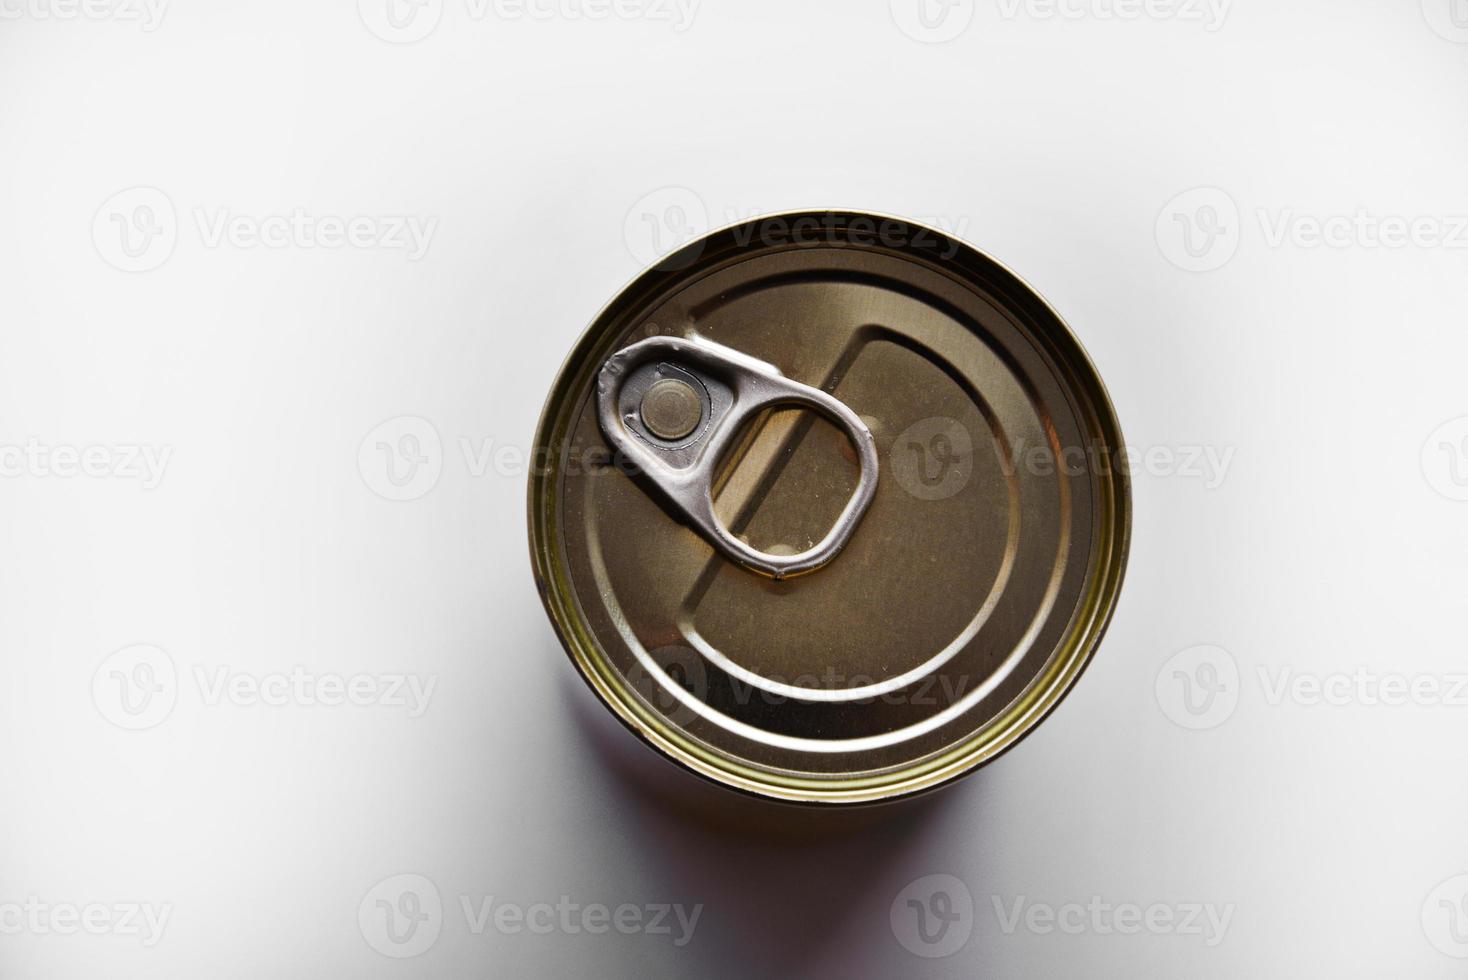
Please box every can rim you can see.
[528,208,1131,806]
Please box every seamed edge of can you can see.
[527,209,1132,807]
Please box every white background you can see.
[2,0,1467,976]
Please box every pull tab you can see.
[596,335,879,580]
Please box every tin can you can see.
[529,211,1130,805]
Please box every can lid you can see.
[530,211,1130,805]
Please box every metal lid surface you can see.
[529,211,1130,805]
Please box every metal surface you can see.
[638,378,702,441]
[596,335,880,579]
[529,211,1130,805]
